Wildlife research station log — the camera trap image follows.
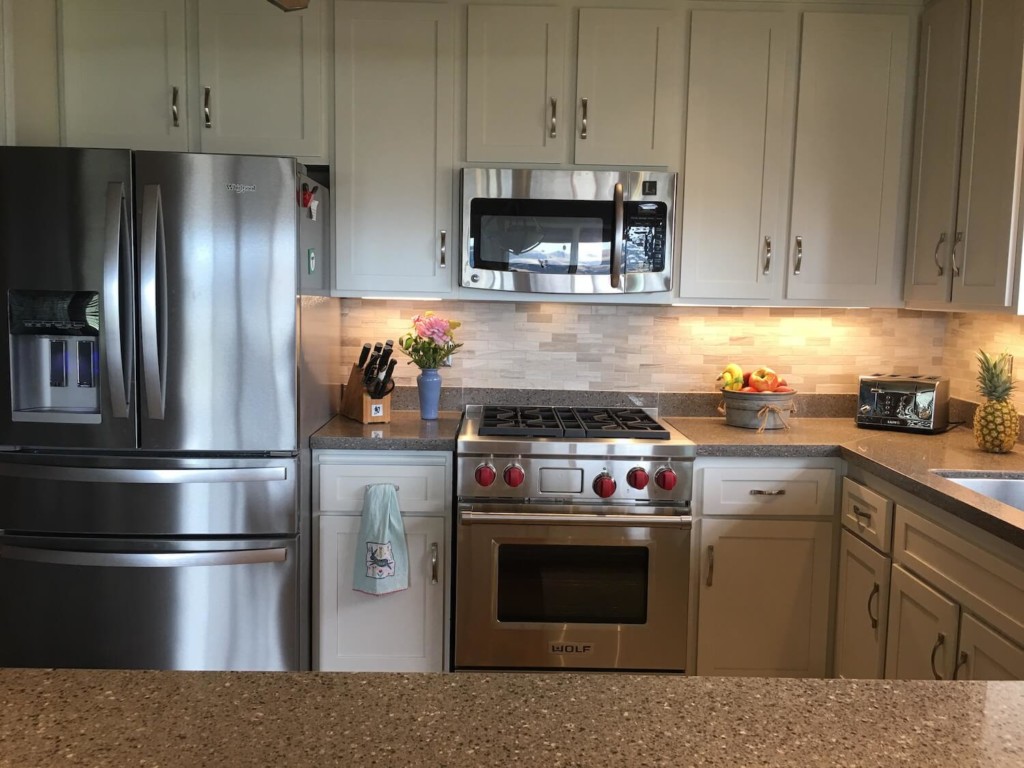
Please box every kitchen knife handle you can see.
[763,235,772,275]
[102,182,131,419]
[357,343,371,369]
[705,545,714,587]
[930,632,946,680]
[932,232,947,276]
[867,582,880,629]
[171,86,179,127]
[951,231,963,277]
[580,97,588,139]
[610,182,624,290]
[549,97,557,138]
[203,86,212,128]
[793,235,803,275]
[430,543,439,584]
[440,230,447,269]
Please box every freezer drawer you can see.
[0,454,297,536]
[0,534,298,671]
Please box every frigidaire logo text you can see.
[226,183,257,194]
[549,642,594,655]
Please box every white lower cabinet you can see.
[957,612,1024,681]
[317,514,445,672]
[884,563,959,680]
[696,518,833,677]
[834,530,890,679]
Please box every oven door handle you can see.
[459,509,691,528]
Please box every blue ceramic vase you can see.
[417,368,441,420]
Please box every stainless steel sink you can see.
[938,474,1024,511]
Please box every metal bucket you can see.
[719,389,797,430]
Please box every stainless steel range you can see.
[454,405,695,672]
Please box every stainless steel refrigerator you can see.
[0,147,339,671]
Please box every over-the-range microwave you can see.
[460,167,676,295]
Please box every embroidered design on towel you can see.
[365,541,396,579]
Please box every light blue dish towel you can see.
[352,483,409,596]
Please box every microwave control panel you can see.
[623,202,668,273]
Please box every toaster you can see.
[856,374,950,433]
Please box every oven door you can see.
[454,503,690,671]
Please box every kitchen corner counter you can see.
[311,411,463,451]
[666,416,863,456]
[1,669,1022,767]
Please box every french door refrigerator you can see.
[0,147,338,671]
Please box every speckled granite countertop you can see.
[310,411,463,451]
[2,669,1022,768]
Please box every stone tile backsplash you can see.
[944,313,1024,409]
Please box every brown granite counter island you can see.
[1,669,1023,767]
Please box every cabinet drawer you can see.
[893,505,1024,644]
[701,467,836,517]
[319,463,447,514]
[841,477,894,553]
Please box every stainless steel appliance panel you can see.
[0,454,297,536]
[133,152,298,452]
[0,147,138,450]
[0,534,298,671]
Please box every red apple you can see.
[749,367,780,392]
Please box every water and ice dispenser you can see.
[9,290,102,423]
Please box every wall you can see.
[945,313,1024,410]
[340,300,947,393]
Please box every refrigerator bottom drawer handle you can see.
[0,545,288,568]
[0,466,287,484]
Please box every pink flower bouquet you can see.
[398,311,463,369]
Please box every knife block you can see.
[340,364,391,424]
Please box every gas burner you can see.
[477,405,670,440]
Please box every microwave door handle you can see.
[611,182,624,289]
[102,182,130,419]
[140,185,167,420]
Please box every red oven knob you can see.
[627,467,650,490]
[475,463,497,487]
[503,464,526,488]
[655,468,678,491]
[593,473,617,498]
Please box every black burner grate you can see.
[478,406,669,440]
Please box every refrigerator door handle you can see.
[0,545,287,568]
[0,464,287,483]
[103,182,131,419]
[140,185,168,420]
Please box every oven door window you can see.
[496,544,648,624]
[470,199,612,275]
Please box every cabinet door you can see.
[696,519,832,677]
[195,0,323,158]
[678,11,795,301]
[466,6,565,163]
[834,530,890,679]
[950,0,1024,310]
[903,0,970,307]
[317,515,445,672]
[334,1,454,296]
[574,9,679,166]
[956,612,1024,681]
[60,0,188,151]
[786,12,909,304]
[885,564,959,680]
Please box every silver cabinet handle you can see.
[430,543,439,584]
[0,464,286,483]
[953,650,969,680]
[867,582,880,629]
[749,489,786,496]
[580,97,588,139]
[103,182,131,419]
[140,185,167,420]
[706,545,715,587]
[793,235,803,275]
[0,544,286,568]
[763,235,772,275]
[930,632,946,680]
[550,96,557,138]
[203,86,212,128]
[610,182,624,289]
[171,86,180,127]
[439,230,447,269]
[951,231,963,277]
[932,232,947,276]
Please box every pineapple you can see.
[973,350,1020,453]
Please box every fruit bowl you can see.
[719,387,797,430]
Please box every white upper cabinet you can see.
[574,8,680,167]
[57,0,324,158]
[905,0,1024,312]
[786,12,909,305]
[334,1,455,296]
[679,10,794,301]
[464,5,679,167]
[195,0,323,157]
[61,0,188,151]
[465,5,566,163]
